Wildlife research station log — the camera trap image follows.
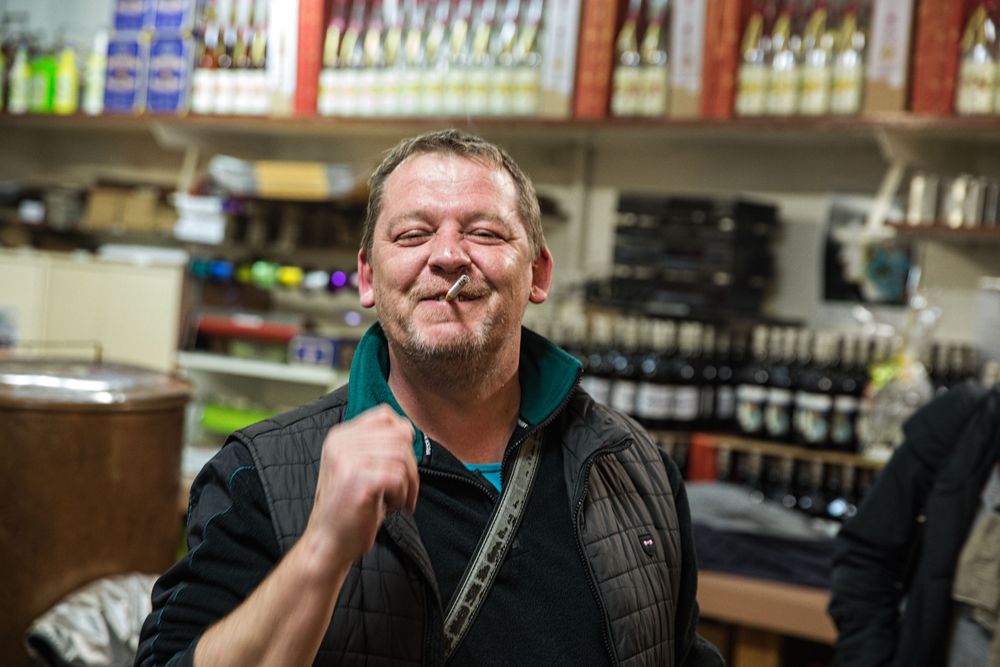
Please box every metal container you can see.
[0,358,190,665]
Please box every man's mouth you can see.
[424,293,479,302]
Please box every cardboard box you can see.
[910,0,967,114]
[113,0,155,32]
[540,0,583,118]
[295,0,325,115]
[146,33,195,114]
[121,188,161,231]
[670,0,708,117]
[152,0,202,33]
[863,0,917,113]
[104,33,149,114]
[573,0,621,119]
[700,0,753,119]
[84,188,127,231]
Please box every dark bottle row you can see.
[715,448,880,524]
[556,317,981,455]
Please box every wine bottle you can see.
[611,0,642,117]
[638,0,670,117]
[671,323,701,431]
[735,0,770,116]
[737,326,770,438]
[830,335,862,452]
[796,332,834,449]
[764,327,796,442]
[191,7,220,114]
[359,0,386,117]
[796,459,827,518]
[697,325,718,431]
[830,1,865,114]
[510,0,542,116]
[799,0,833,115]
[713,330,738,432]
[766,0,801,115]
[608,317,642,418]
[421,0,451,115]
[635,319,677,431]
[580,315,614,407]
[466,0,497,115]
[381,0,405,115]
[956,0,997,115]
[399,0,429,116]
[488,0,519,116]
[319,0,351,116]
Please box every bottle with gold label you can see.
[421,0,451,116]
[466,0,496,116]
[399,0,428,116]
[638,0,670,117]
[766,0,800,115]
[488,0,519,116]
[735,0,769,116]
[52,44,80,115]
[830,2,865,114]
[443,0,473,116]
[510,0,542,117]
[956,0,998,115]
[611,0,643,117]
[318,0,349,116]
[339,0,368,116]
[380,0,404,116]
[359,0,386,117]
[800,0,833,115]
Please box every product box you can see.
[113,0,155,32]
[573,0,621,119]
[104,33,149,114]
[146,33,195,114]
[910,0,967,114]
[863,0,917,113]
[700,0,753,119]
[670,0,708,117]
[539,0,583,118]
[152,0,202,33]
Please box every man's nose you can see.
[428,229,471,273]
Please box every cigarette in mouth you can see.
[444,275,471,302]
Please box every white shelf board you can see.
[177,351,345,386]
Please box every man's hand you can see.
[305,405,419,570]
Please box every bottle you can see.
[796,460,827,518]
[29,41,56,114]
[799,0,833,115]
[399,0,428,116]
[466,0,496,116]
[671,323,702,431]
[420,0,450,115]
[715,445,734,483]
[338,0,368,117]
[795,333,834,449]
[608,317,642,418]
[191,8,220,114]
[510,0,542,116]
[488,0,519,116]
[231,0,255,114]
[713,330,738,432]
[736,326,770,438]
[611,0,642,117]
[830,2,865,114]
[635,319,677,431]
[697,326,718,430]
[52,44,79,115]
[766,1,801,115]
[638,0,670,117]
[956,1,997,115]
[443,0,473,116]
[830,336,863,452]
[381,0,405,116]
[82,30,108,115]
[319,0,351,116]
[246,0,269,115]
[214,0,239,115]
[359,0,386,117]
[580,315,615,406]
[735,0,770,116]
[7,39,31,114]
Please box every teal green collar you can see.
[345,322,582,463]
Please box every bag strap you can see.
[442,429,545,658]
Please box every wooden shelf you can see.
[887,221,1000,242]
[177,351,345,386]
[687,432,886,469]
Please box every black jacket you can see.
[136,326,722,666]
[828,381,1000,667]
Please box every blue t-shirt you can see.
[465,462,503,492]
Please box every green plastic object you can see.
[200,403,275,434]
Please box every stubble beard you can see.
[377,289,523,392]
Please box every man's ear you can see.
[529,246,553,304]
[358,247,375,308]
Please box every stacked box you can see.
[595,194,780,319]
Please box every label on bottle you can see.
[30,61,55,113]
[53,66,79,115]
[767,67,800,115]
[796,397,832,445]
[830,395,860,447]
[399,67,422,116]
[831,63,863,114]
[765,403,791,438]
[673,387,699,422]
[612,65,641,117]
[466,66,489,115]
[488,67,513,116]
[511,65,540,116]
[318,69,338,115]
[357,68,378,117]
[735,63,768,116]
[381,68,401,116]
[580,376,612,406]
[957,60,996,115]
[191,68,216,114]
[610,380,638,415]
[443,66,467,115]
[215,69,238,114]
[420,67,446,116]
[737,384,767,434]
[799,64,831,115]
[341,68,361,116]
[715,385,736,420]
[251,70,271,115]
[636,383,674,420]
[638,65,669,117]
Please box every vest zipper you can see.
[572,440,631,667]
[420,466,498,501]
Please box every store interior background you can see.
[3,0,1000,666]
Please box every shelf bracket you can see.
[176,144,201,194]
[867,129,907,232]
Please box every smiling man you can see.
[136,130,721,667]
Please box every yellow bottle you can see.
[53,46,80,115]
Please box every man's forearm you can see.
[194,532,351,667]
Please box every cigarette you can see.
[444,275,470,302]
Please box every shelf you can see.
[689,432,886,470]
[887,221,1000,242]
[9,111,1000,151]
[177,351,345,386]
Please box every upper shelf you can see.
[8,111,1000,151]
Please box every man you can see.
[136,129,721,666]
[829,380,1000,666]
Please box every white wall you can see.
[1,0,113,46]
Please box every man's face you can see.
[358,152,552,363]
